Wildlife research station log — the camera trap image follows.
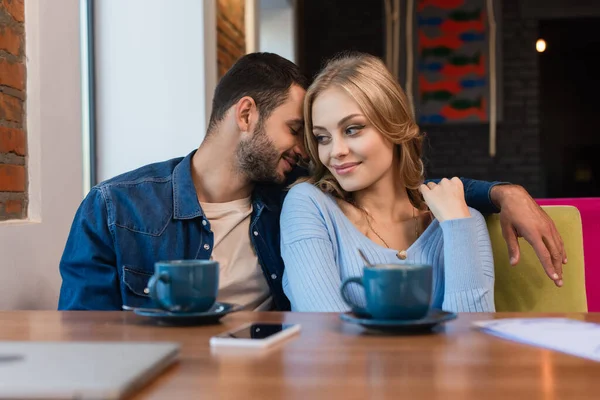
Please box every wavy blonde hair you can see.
[299,52,425,208]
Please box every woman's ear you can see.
[234,96,257,133]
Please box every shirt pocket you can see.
[122,265,154,308]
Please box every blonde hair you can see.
[299,52,425,208]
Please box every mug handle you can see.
[340,277,369,316]
[147,272,171,311]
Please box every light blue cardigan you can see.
[280,182,496,313]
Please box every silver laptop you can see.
[0,341,179,399]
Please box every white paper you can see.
[474,318,600,362]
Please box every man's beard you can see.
[235,121,285,184]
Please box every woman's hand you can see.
[419,177,471,222]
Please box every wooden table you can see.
[1,311,599,399]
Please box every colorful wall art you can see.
[415,0,499,124]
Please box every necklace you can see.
[361,206,420,260]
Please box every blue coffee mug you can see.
[340,264,433,320]
[147,260,219,313]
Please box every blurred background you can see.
[90,0,600,200]
[273,0,599,199]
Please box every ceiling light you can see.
[536,39,546,53]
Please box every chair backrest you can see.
[536,197,600,312]
[486,206,587,312]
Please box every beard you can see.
[235,120,285,184]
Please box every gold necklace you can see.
[362,206,419,259]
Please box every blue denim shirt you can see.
[58,150,501,311]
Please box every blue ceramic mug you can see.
[340,264,433,320]
[147,260,219,313]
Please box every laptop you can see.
[0,341,179,399]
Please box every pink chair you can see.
[536,198,600,311]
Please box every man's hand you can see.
[491,184,567,287]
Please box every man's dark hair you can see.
[207,53,308,133]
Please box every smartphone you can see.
[209,322,301,348]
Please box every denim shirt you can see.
[58,150,501,311]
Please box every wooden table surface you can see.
[0,311,599,399]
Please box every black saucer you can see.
[340,309,458,333]
[134,302,243,326]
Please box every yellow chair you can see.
[486,206,587,312]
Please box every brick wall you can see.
[0,0,26,221]
[217,0,245,78]
[298,1,384,80]
[300,0,547,197]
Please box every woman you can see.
[280,53,495,313]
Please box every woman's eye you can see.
[345,125,364,135]
[315,135,330,144]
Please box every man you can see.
[58,53,566,311]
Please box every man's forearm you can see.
[490,184,529,211]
